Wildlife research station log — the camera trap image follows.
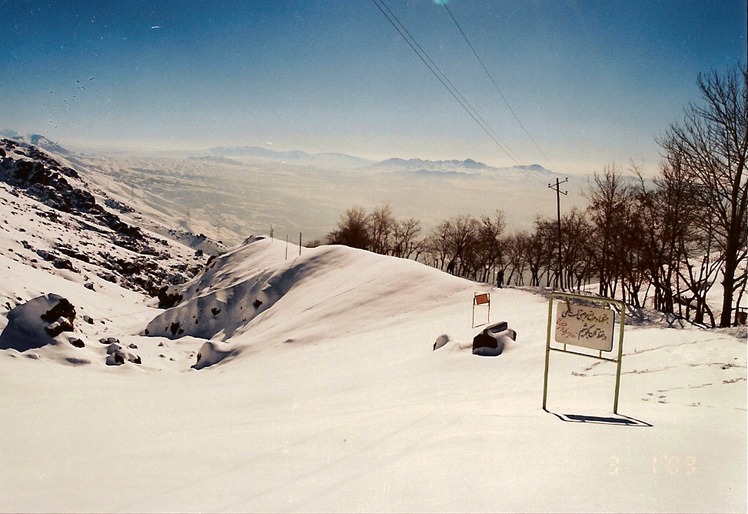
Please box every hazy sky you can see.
[1,0,745,174]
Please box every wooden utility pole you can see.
[548,177,568,290]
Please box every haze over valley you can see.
[55,140,587,246]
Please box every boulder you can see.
[472,321,516,357]
[0,294,76,351]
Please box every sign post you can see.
[543,292,626,414]
[472,292,491,328]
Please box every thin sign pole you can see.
[613,307,626,414]
[542,292,555,410]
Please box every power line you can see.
[443,3,559,172]
[370,0,523,165]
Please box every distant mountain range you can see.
[364,157,557,178]
[208,145,558,177]
[366,157,488,173]
[0,131,558,178]
[208,145,375,169]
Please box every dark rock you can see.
[157,286,183,309]
[44,318,74,337]
[53,258,74,271]
[40,296,76,324]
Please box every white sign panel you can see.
[554,302,615,352]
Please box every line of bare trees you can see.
[325,63,747,328]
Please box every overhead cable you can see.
[443,3,558,171]
[370,0,523,166]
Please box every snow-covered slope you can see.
[0,140,744,513]
[146,236,472,350]
[1,234,745,512]
[0,137,210,365]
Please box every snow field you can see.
[1,234,745,512]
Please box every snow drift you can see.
[146,235,474,357]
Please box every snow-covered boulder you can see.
[193,340,236,369]
[433,334,450,350]
[0,293,77,351]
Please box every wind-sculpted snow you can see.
[146,236,473,361]
[193,340,237,369]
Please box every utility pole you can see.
[548,177,568,290]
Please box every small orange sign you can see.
[472,292,491,328]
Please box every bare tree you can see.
[326,206,371,249]
[503,232,529,286]
[560,207,594,291]
[440,214,480,276]
[475,210,506,282]
[368,204,396,255]
[660,63,748,327]
[392,217,422,259]
[585,164,633,298]
[527,218,553,287]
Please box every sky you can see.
[1,0,745,175]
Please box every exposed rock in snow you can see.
[105,342,141,366]
[0,293,77,351]
[433,333,450,350]
[0,137,206,297]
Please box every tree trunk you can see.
[719,249,738,327]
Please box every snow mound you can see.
[0,293,78,351]
[145,236,477,359]
[192,340,237,369]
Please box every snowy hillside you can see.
[0,139,745,512]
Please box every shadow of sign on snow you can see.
[544,409,652,427]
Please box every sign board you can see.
[472,292,491,327]
[543,292,627,415]
[554,302,615,352]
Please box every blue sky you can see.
[1,0,745,174]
